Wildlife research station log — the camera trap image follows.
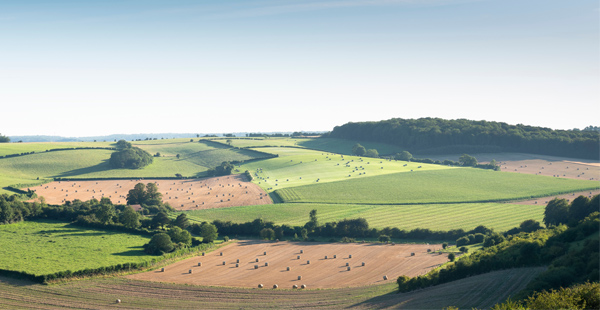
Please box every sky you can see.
[1,0,598,137]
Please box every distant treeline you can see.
[0,147,116,159]
[0,133,9,143]
[325,118,600,159]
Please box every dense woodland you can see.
[325,118,600,159]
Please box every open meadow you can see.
[184,202,545,233]
[274,168,599,204]
[0,220,152,276]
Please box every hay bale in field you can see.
[346,262,349,267]
[307,260,310,264]
[411,252,415,256]
[236,259,240,263]
[265,262,269,266]
[300,250,303,254]
[333,255,337,259]
[273,284,278,289]
[349,254,352,258]
[189,269,192,274]
[427,249,431,252]
[297,255,301,259]
[347,266,351,271]
[220,252,223,256]
[198,262,202,266]
[116,299,121,303]
[293,284,298,289]
[161,267,165,272]
[202,252,205,256]
[301,284,307,289]
[256,258,259,262]
[255,265,259,269]
[298,276,302,280]
[383,275,388,280]
[325,255,328,259]
[258,284,263,288]
[362,262,365,266]
[286,267,290,271]
[264,251,267,255]
[235,263,239,267]
[223,261,226,265]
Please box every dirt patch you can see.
[126,240,449,289]
[27,174,271,210]
[512,189,600,205]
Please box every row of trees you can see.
[544,195,599,227]
[109,140,153,169]
[351,144,379,158]
[206,161,235,177]
[398,212,599,297]
[326,118,600,159]
[0,194,44,224]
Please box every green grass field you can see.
[0,220,152,276]
[297,138,405,155]
[184,202,545,232]
[238,147,451,192]
[0,141,114,157]
[275,168,599,204]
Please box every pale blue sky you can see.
[1,0,598,136]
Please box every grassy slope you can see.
[238,147,451,192]
[0,141,264,193]
[0,141,114,157]
[184,202,545,232]
[297,137,405,155]
[0,220,151,276]
[0,267,545,309]
[276,168,600,204]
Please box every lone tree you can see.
[109,143,153,169]
[207,161,234,177]
[304,209,318,233]
[458,154,478,167]
[395,151,412,161]
[544,198,570,227]
[199,222,218,243]
[352,144,366,156]
[448,253,456,262]
[144,233,174,255]
[173,213,190,229]
[365,149,379,158]
[120,206,140,229]
[260,228,275,240]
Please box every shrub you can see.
[144,233,174,255]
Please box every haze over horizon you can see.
[1,0,598,137]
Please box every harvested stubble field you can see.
[0,267,545,309]
[28,174,271,210]
[127,240,448,289]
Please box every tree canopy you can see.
[207,161,234,177]
[126,183,162,206]
[326,118,600,159]
[109,146,153,169]
[0,133,9,143]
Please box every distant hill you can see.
[324,118,600,160]
[8,132,325,143]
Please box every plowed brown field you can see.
[28,174,271,210]
[127,240,449,289]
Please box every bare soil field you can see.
[27,174,271,210]
[127,240,449,289]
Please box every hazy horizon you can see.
[2,0,598,137]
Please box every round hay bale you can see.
[258,284,263,288]
[383,275,388,280]
[235,263,239,267]
[362,262,365,266]
[346,262,349,267]
[220,252,223,256]
[297,255,301,259]
[116,299,121,304]
[349,254,352,258]
[161,267,165,272]
[307,260,310,264]
[202,252,205,256]
[325,255,328,259]
[265,262,269,266]
[298,276,302,280]
[300,250,303,254]
[189,269,193,274]
[273,284,278,289]
[256,258,260,262]
[198,262,202,266]
[347,266,351,271]
[286,267,290,271]
[223,261,226,265]
[301,284,307,289]
[293,284,298,289]
[236,259,240,263]
[254,265,259,269]
[411,252,415,256]
[333,255,337,259]
[264,251,267,255]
